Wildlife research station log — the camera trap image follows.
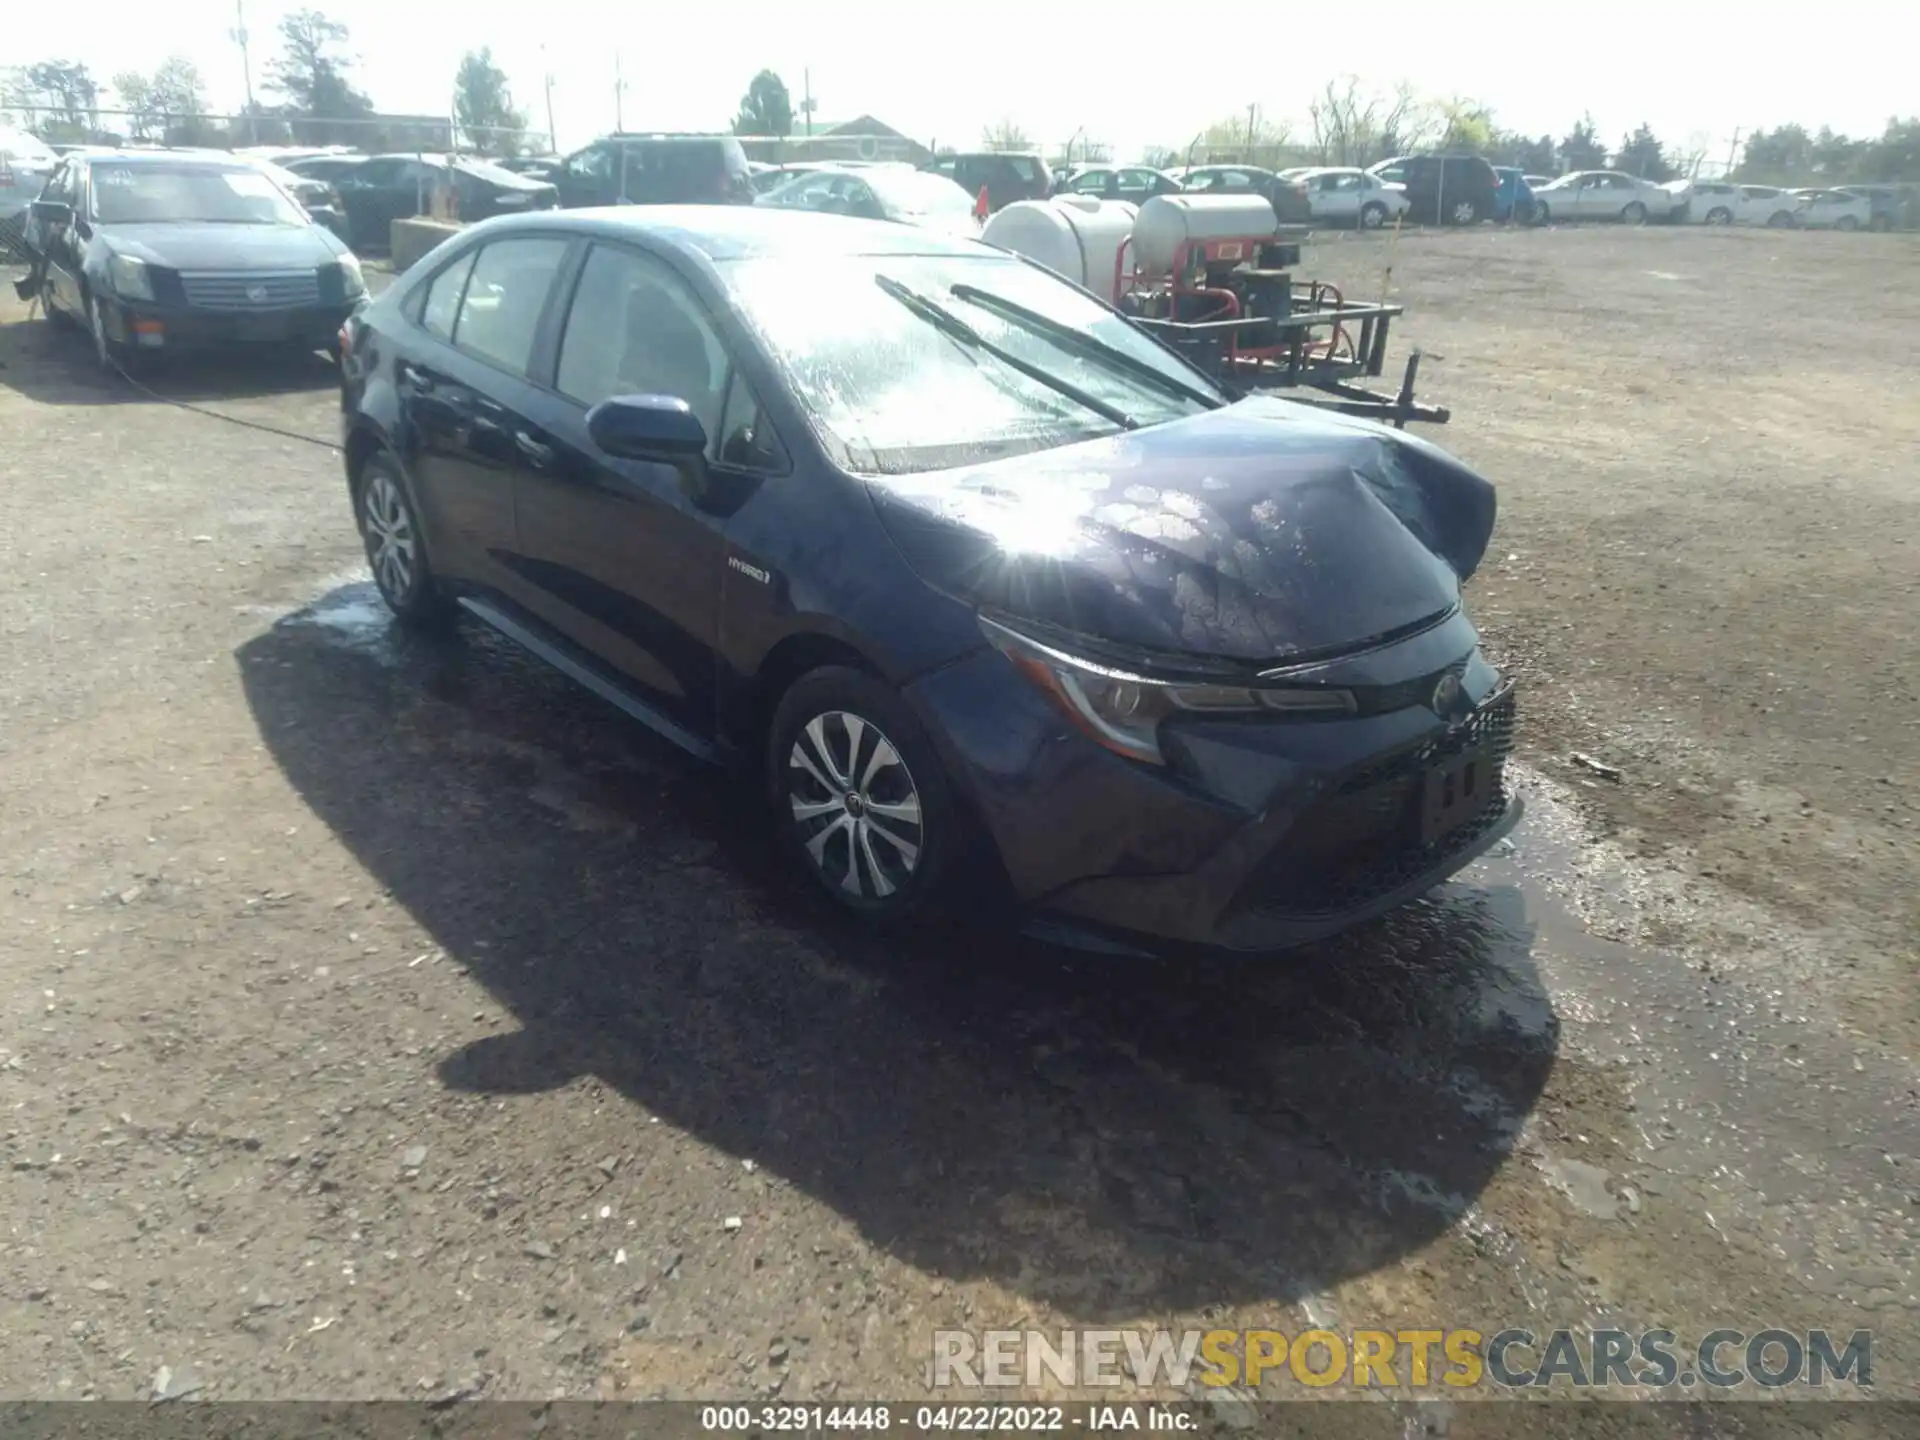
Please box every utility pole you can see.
[1723,127,1743,178]
[230,0,257,143]
[1245,103,1257,159]
[540,44,557,151]
[614,52,624,132]
[801,69,815,138]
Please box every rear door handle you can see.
[514,430,554,466]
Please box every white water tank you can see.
[981,195,1139,304]
[1131,193,1278,275]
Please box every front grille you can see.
[179,270,321,310]
[1241,686,1517,920]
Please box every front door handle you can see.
[514,430,554,466]
[398,363,433,394]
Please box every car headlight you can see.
[337,252,366,298]
[106,253,153,301]
[980,614,1355,765]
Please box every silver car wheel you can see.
[787,710,924,899]
[362,471,418,604]
[1450,199,1476,225]
[89,295,112,370]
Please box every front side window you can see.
[723,254,1221,475]
[555,243,729,446]
[565,144,612,181]
[450,237,569,376]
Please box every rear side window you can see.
[450,237,569,376]
[1004,156,1041,183]
[419,249,477,341]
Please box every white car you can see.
[1733,184,1810,227]
[1791,188,1872,231]
[1292,166,1410,228]
[1529,170,1680,224]
[1,123,60,226]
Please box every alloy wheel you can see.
[1450,200,1476,225]
[1706,207,1732,225]
[361,470,418,606]
[786,710,924,900]
[1359,203,1386,230]
[89,295,113,371]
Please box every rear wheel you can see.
[1620,201,1648,225]
[1705,206,1732,225]
[1358,201,1387,230]
[1447,198,1480,226]
[355,454,451,628]
[767,666,966,926]
[1767,210,1796,228]
[1531,201,1551,226]
[1835,214,1860,232]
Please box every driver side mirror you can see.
[31,198,73,225]
[588,394,711,499]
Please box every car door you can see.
[1320,171,1362,221]
[508,241,772,729]
[397,234,573,595]
[31,160,82,314]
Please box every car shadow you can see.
[0,300,339,406]
[238,583,1560,1320]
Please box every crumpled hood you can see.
[867,396,1497,664]
[100,222,343,271]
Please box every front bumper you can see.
[98,294,359,353]
[907,628,1523,955]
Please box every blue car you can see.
[336,206,1520,954]
[1493,167,1535,224]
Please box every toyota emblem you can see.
[1430,672,1472,725]
[246,283,269,303]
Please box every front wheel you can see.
[1835,214,1860,232]
[87,292,125,374]
[355,454,451,628]
[768,666,966,925]
[1705,206,1732,225]
[1767,210,1797,228]
[1358,201,1387,230]
[1620,201,1648,225]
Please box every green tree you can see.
[1514,133,1557,174]
[1738,124,1812,182]
[1613,123,1676,180]
[18,60,99,139]
[266,9,374,143]
[113,56,210,143]
[1557,115,1607,171]
[454,48,526,154]
[732,69,793,138]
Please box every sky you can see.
[6,0,1910,161]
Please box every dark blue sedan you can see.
[336,206,1520,954]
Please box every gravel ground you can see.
[1,226,1916,1431]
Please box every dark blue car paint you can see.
[340,207,1518,952]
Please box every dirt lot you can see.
[1,225,1917,1431]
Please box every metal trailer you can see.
[1112,225,1449,429]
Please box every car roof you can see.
[75,149,253,170]
[466,205,994,262]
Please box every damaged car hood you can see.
[867,396,1498,664]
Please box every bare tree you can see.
[1308,77,1427,166]
[982,118,1032,152]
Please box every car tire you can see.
[1531,201,1550,226]
[1358,201,1387,230]
[1705,206,1733,225]
[1836,214,1860,232]
[1620,201,1648,225]
[1447,198,1480,226]
[1767,210,1796,228]
[767,665,967,926]
[354,453,452,629]
[86,292,125,375]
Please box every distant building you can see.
[735,115,929,166]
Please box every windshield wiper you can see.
[874,274,1138,431]
[949,283,1222,409]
